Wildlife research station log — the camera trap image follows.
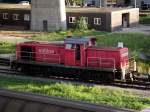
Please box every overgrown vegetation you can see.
[0,42,15,54]
[65,0,84,6]
[75,17,88,31]
[96,33,150,58]
[124,0,131,5]
[137,60,150,74]
[31,29,107,41]
[140,15,150,24]
[95,33,150,73]
[0,75,150,111]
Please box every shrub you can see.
[75,17,88,31]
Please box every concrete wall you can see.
[128,8,139,27]
[111,11,122,31]
[31,0,66,32]
[111,8,139,31]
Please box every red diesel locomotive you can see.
[12,36,131,81]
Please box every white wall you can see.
[111,8,139,31]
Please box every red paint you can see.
[16,37,129,70]
[87,47,129,69]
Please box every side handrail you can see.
[100,58,116,69]
[16,51,61,64]
[87,57,116,69]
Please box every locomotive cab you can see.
[64,37,96,67]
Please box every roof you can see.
[0,3,31,10]
[66,7,132,13]
[0,3,135,13]
[65,37,91,44]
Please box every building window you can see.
[69,17,76,23]
[3,13,8,19]
[13,14,20,20]
[94,18,101,25]
[24,14,30,21]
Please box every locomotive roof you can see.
[22,41,64,46]
[64,37,93,44]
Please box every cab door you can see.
[65,44,76,66]
[65,44,82,67]
[75,44,81,66]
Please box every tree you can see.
[124,0,131,5]
[65,0,84,6]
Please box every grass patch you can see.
[96,33,150,59]
[0,75,150,111]
[0,41,15,54]
[137,60,150,73]
[31,29,107,41]
[140,15,150,24]
[96,33,150,73]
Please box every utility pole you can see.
[99,0,101,7]
[134,0,137,8]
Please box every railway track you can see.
[0,88,135,112]
[0,66,150,90]
[0,57,10,66]
[112,81,150,90]
[0,55,150,90]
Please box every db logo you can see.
[39,48,55,54]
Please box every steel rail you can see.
[0,57,149,90]
[0,67,150,90]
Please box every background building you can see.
[66,7,139,32]
[0,3,30,30]
[0,3,139,32]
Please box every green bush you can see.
[0,42,15,54]
[140,16,150,24]
[31,29,106,41]
[75,17,88,31]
